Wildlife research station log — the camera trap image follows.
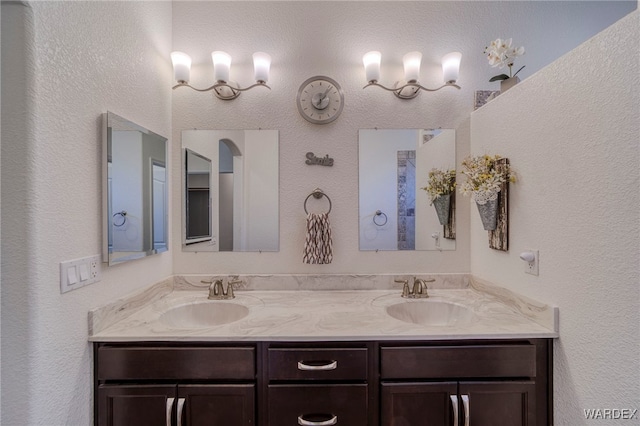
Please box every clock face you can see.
[297,76,344,124]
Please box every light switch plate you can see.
[60,254,102,293]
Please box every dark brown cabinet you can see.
[98,384,254,426]
[95,344,256,426]
[94,339,551,426]
[268,384,368,426]
[265,344,373,425]
[381,381,536,426]
[458,381,536,426]
[381,382,458,425]
[379,341,550,426]
[178,385,255,426]
[98,385,176,426]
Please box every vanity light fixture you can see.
[171,51,271,100]
[362,51,462,99]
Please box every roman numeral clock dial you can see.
[296,76,344,124]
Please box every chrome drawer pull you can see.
[297,360,338,371]
[450,395,458,426]
[166,398,174,426]
[298,415,338,425]
[176,398,186,426]
[462,394,470,426]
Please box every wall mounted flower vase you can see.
[476,198,498,231]
[460,155,511,251]
[433,194,451,226]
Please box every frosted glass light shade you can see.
[171,51,191,83]
[211,51,232,82]
[403,51,422,82]
[253,52,271,83]
[442,51,462,83]
[363,51,381,82]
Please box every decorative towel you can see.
[303,212,333,264]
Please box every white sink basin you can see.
[386,300,475,327]
[159,301,249,328]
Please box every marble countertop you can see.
[89,275,558,342]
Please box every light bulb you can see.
[363,51,381,83]
[403,51,422,83]
[253,52,271,83]
[211,51,231,83]
[442,51,462,84]
[170,51,191,83]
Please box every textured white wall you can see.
[470,11,639,424]
[1,2,172,425]
[171,1,635,274]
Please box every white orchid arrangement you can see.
[484,38,525,82]
[422,168,456,203]
[459,155,515,204]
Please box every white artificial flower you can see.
[484,37,525,69]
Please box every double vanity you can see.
[98,114,559,425]
[90,274,558,426]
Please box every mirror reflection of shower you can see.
[358,128,456,251]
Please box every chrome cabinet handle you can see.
[176,398,186,426]
[166,398,174,426]
[298,415,338,425]
[461,394,470,426]
[297,360,337,371]
[450,395,458,426]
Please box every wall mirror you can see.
[358,128,456,251]
[102,112,168,265]
[181,130,279,252]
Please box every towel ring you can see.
[304,188,332,214]
[113,210,127,227]
[373,210,388,226]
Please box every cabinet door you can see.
[97,384,176,426]
[381,382,458,426]
[179,384,255,426]
[459,381,536,426]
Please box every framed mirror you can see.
[102,112,168,265]
[181,130,279,252]
[358,128,456,251]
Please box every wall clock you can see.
[296,76,344,124]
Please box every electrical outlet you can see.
[89,255,101,280]
[60,254,102,293]
[523,250,539,276]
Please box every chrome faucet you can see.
[394,277,435,299]
[411,277,433,298]
[201,277,243,300]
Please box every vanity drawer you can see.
[268,384,368,426]
[97,346,255,380]
[268,347,368,381]
[380,344,536,379]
